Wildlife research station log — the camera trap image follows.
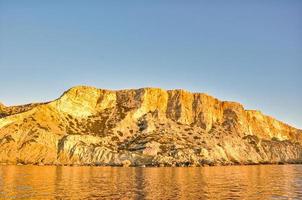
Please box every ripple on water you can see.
[0,165,302,200]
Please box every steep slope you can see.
[0,86,301,166]
[0,102,44,117]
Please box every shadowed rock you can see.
[0,86,301,166]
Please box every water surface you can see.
[0,165,301,199]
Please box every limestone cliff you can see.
[0,86,301,166]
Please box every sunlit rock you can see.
[0,86,301,166]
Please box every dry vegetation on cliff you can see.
[0,86,301,166]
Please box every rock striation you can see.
[0,86,301,166]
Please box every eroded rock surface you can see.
[0,86,301,166]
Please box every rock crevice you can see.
[0,86,301,166]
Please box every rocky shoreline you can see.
[1,86,301,166]
[2,162,302,168]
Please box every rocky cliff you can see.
[0,86,301,166]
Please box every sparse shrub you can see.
[111,136,120,142]
[271,137,280,142]
[138,120,147,131]
[118,131,123,137]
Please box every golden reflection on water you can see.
[0,165,301,199]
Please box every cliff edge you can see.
[0,86,301,166]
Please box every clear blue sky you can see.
[0,1,301,128]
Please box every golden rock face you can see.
[0,86,301,166]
